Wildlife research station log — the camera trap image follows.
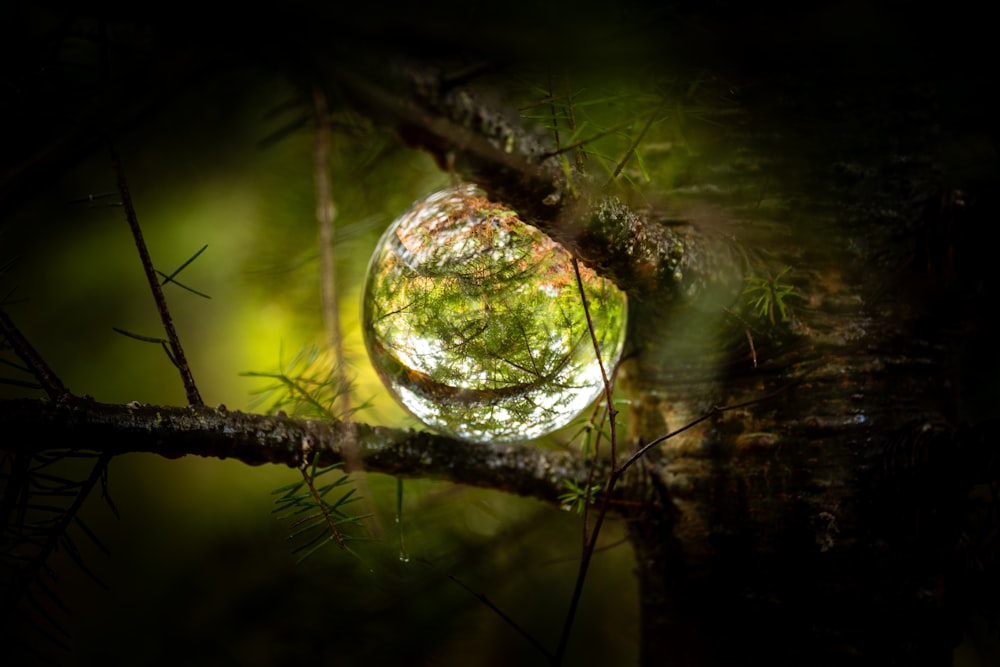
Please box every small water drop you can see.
[362,184,627,443]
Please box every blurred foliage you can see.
[0,5,659,664]
[243,345,362,421]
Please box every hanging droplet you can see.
[362,184,627,443]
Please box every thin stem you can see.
[538,119,634,160]
[0,308,69,400]
[3,452,113,617]
[579,404,608,552]
[300,460,345,549]
[447,573,556,663]
[547,73,561,148]
[556,372,790,663]
[609,106,659,183]
[571,258,617,463]
[282,373,338,420]
[618,382,796,477]
[553,258,620,665]
[312,83,381,541]
[108,143,202,406]
[745,327,758,368]
[312,83,350,418]
[562,79,586,171]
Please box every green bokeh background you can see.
[1,63,639,665]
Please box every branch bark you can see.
[0,398,600,505]
[324,56,747,306]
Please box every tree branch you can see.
[109,144,203,406]
[0,309,70,400]
[325,56,747,304]
[0,398,599,505]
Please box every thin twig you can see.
[312,84,350,416]
[447,573,556,663]
[547,73,561,149]
[724,306,759,368]
[571,258,617,463]
[553,258,621,665]
[312,83,381,542]
[618,381,797,477]
[0,308,70,400]
[609,106,660,183]
[580,403,609,551]
[551,364,793,664]
[3,452,113,624]
[745,327,758,368]
[538,118,634,160]
[108,143,202,406]
[300,462,345,549]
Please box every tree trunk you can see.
[616,71,997,665]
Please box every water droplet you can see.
[363,184,627,443]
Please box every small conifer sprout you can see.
[363,184,628,443]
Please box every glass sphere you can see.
[362,184,627,443]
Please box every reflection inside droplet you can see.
[362,184,628,443]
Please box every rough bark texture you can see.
[0,398,598,504]
[612,69,1000,664]
[326,55,747,304]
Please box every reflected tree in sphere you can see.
[363,184,628,442]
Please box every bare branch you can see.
[312,83,350,415]
[325,57,746,304]
[108,144,203,406]
[0,399,600,505]
[0,309,70,400]
[554,258,623,666]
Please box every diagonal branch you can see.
[324,57,747,305]
[311,83,350,414]
[0,308,70,400]
[109,143,203,406]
